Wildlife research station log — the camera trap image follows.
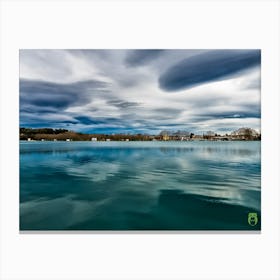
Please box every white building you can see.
[106,139,111,141]
[91,137,97,141]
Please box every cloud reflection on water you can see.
[20,141,261,230]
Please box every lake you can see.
[20,141,261,230]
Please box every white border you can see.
[1,1,280,279]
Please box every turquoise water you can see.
[20,141,261,230]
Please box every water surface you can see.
[20,141,261,230]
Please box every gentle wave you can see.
[20,141,261,230]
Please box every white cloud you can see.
[20,50,261,134]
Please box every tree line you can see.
[20,127,261,141]
[19,128,157,141]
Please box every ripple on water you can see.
[20,141,261,230]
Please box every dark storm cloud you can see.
[20,114,77,127]
[125,50,164,67]
[120,108,183,122]
[107,99,141,109]
[20,79,110,111]
[20,104,57,114]
[75,116,122,125]
[197,111,260,120]
[153,108,183,115]
[159,50,261,91]
[187,109,260,125]
[75,116,97,125]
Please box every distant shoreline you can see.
[20,139,261,142]
[20,127,261,142]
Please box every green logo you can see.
[248,213,258,226]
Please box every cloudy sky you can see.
[20,49,261,135]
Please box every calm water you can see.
[20,141,261,230]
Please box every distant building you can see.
[66,138,71,141]
[106,139,111,141]
[203,131,216,140]
[91,137,97,141]
[192,135,204,140]
[125,139,129,141]
[205,131,215,136]
[231,127,260,140]
[159,130,170,141]
[27,138,32,141]
[41,139,45,141]
[180,136,191,141]
[173,130,190,139]
[53,139,57,141]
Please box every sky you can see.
[20,49,261,135]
